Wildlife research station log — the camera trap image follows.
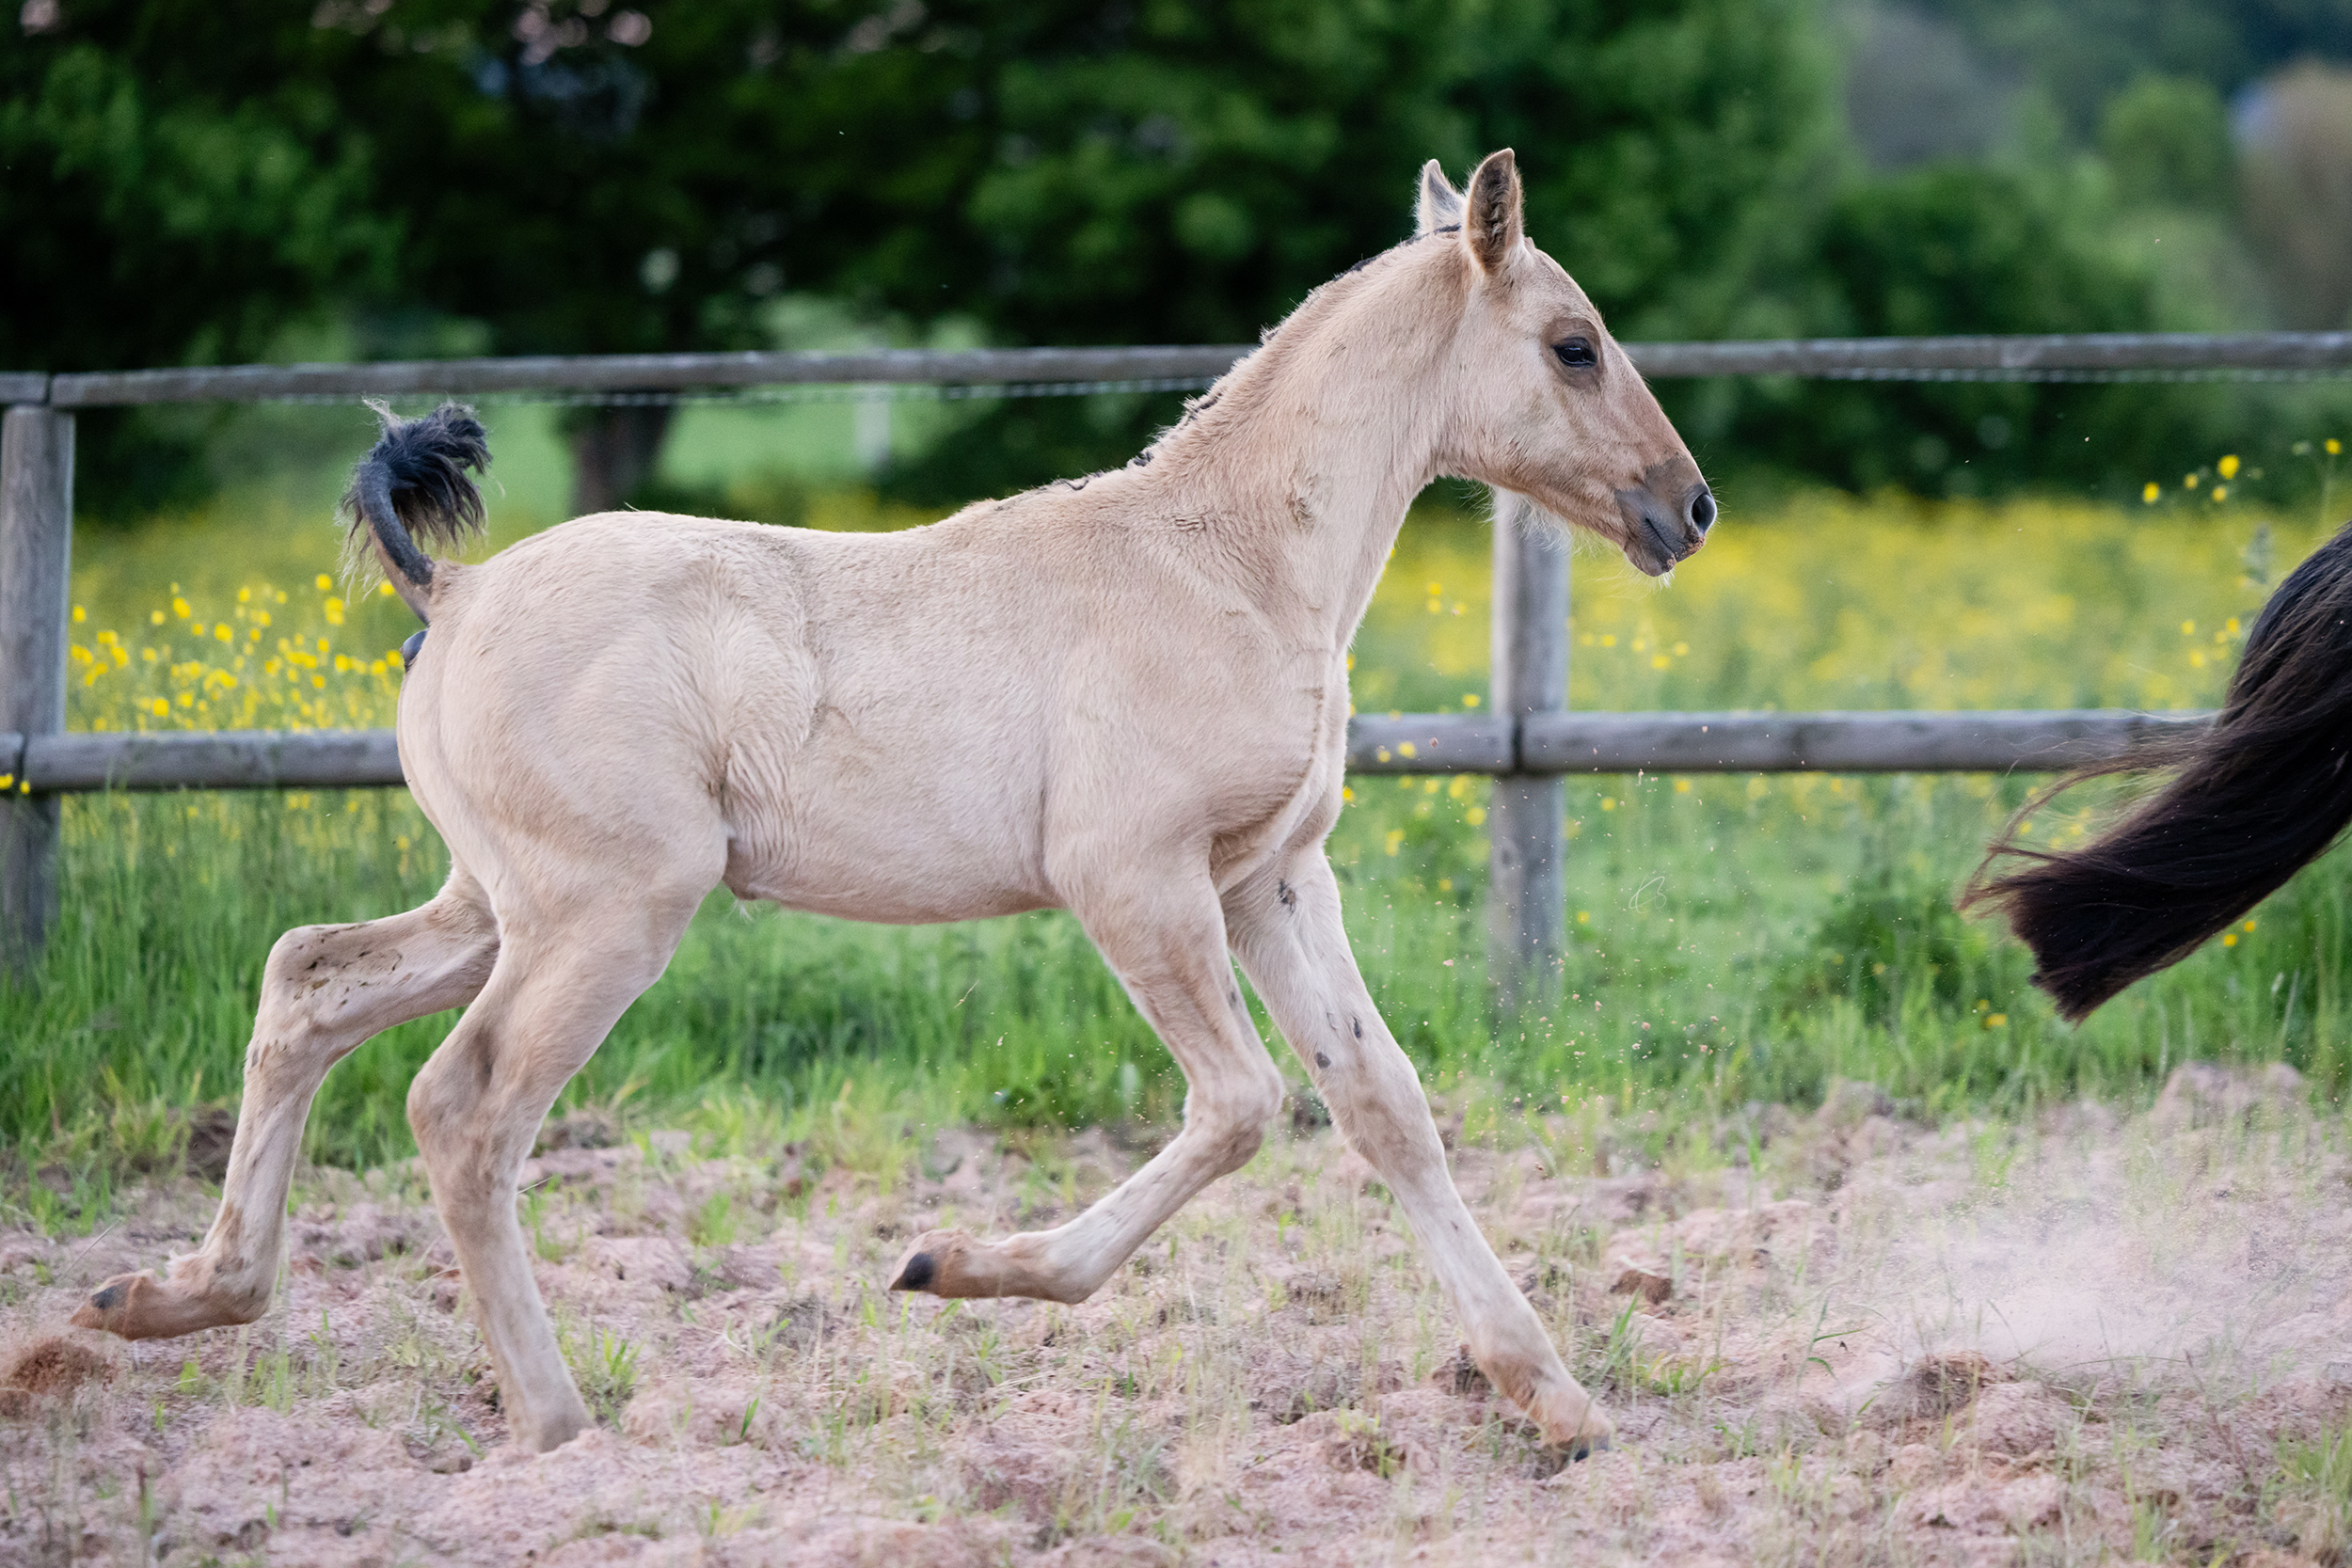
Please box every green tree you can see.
[1919,0,2352,138]
[758,0,1849,498]
[1708,163,2179,495]
[2100,73,2234,210]
[2,1,392,515]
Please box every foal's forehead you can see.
[1518,243,1597,315]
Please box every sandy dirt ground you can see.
[4,1063,2350,1567]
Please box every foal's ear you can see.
[1415,159,1464,236]
[1464,149,1523,274]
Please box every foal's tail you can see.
[340,401,491,623]
[1960,518,2352,1022]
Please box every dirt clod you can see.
[1610,1267,1673,1306]
[178,1104,238,1181]
[1865,1350,2008,1429]
[536,1108,620,1151]
[2153,1060,2307,1127]
[0,1334,114,1415]
[1434,1344,1491,1396]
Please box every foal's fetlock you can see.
[72,1266,267,1342]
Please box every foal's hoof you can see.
[887,1228,1071,1301]
[71,1272,246,1341]
[888,1229,985,1297]
[1527,1384,1615,1457]
[889,1247,941,1292]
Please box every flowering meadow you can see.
[6,466,2351,1188]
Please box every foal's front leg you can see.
[1225,851,1613,1454]
[891,878,1286,1303]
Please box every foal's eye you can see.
[1552,338,1597,370]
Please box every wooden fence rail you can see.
[5,329,2344,986]
[0,710,2208,797]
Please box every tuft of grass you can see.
[2271,1421,2352,1562]
[562,1322,642,1427]
[688,1192,739,1249]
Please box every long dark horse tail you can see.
[340,400,491,624]
[1961,518,2352,1022]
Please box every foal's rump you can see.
[1963,519,2352,1020]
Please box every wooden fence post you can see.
[1,404,72,974]
[1486,493,1566,1014]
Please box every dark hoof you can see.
[890,1252,937,1291]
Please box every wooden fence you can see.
[6,330,2349,988]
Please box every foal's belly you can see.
[719,792,1056,927]
[727,861,1055,927]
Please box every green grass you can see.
[8,451,2352,1201]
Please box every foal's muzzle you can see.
[1614,469,1714,578]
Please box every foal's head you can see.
[1415,150,1713,577]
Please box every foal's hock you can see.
[74,150,1713,1456]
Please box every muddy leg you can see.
[405,881,707,1452]
[890,874,1285,1304]
[76,874,500,1340]
[1225,851,1612,1454]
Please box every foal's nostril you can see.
[1689,488,1717,536]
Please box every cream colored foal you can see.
[78,150,1712,1456]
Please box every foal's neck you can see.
[1146,251,1456,655]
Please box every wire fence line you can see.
[13,329,2352,410]
[165,376,1233,410]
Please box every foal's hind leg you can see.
[76,874,499,1340]
[404,875,712,1451]
[1225,850,1612,1454]
[891,874,1286,1303]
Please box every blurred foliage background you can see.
[8,0,2352,520]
